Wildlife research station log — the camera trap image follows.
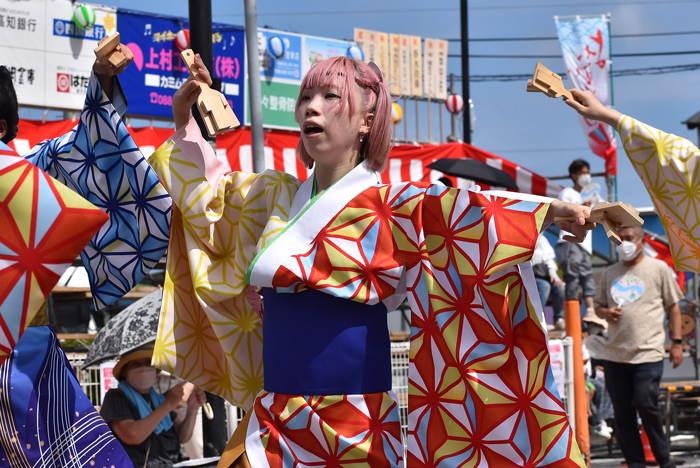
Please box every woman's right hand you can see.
[564,89,622,128]
[173,53,213,130]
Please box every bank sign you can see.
[0,0,117,111]
[116,9,245,119]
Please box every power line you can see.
[488,147,591,153]
[215,0,700,17]
[449,29,700,42]
[467,0,700,10]
[448,49,700,59]
[458,63,700,82]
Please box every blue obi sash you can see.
[262,288,392,395]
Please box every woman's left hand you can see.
[548,200,595,242]
[187,387,206,412]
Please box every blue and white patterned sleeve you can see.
[25,72,172,310]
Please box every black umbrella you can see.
[427,158,518,190]
[82,289,162,368]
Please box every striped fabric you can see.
[13,124,561,199]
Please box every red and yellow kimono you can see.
[149,119,584,467]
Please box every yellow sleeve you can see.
[618,115,700,273]
[148,119,300,409]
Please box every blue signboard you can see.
[116,10,245,119]
[53,19,107,41]
[258,29,302,82]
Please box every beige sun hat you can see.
[112,343,154,381]
[582,307,608,329]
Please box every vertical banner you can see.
[353,28,368,61]
[409,35,423,96]
[423,38,436,98]
[435,39,449,100]
[389,34,401,89]
[376,32,389,77]
[556,15,617,175]
[367,30,378,63]
[399,35,412,96]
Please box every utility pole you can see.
[244,0,266,172]
[188,0,227,456]
[460,0,470,144]
[449,73,456,140]
[189,0,216,144]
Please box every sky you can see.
[79,0,700,207]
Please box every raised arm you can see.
[563,88,622,128]
[564,88,700,273]
[23,49,171,310]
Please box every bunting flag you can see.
[556,14,618,175]
[0,142,107,365]
[11,121,563,198]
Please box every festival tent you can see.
[11,120,563,197]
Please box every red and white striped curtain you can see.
[12,120,562,197]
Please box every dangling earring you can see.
[359,133,365,143]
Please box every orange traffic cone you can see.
[640,427,658,466]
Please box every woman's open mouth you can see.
[304,125,323,135]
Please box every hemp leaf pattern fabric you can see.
[25,73,171,310]
[148,120,299,409]
[619,116,700,272]
[149,120,584,466]
[0,142,107,365]
[262,183,584,467]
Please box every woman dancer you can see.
[149,55,591,467]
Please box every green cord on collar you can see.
[311,174,317,199]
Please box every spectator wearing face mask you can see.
[593,225,683,468]
[100,344,206,467]
[556,159,602,318]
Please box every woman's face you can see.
[122,358,152,379]
[296,79,369,167]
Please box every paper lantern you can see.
[391,103,402,124]
[267,36,286,59]
[445,94,464,114]
[175,29,190,51]
[72,4,96,30]
[346,45,364,61]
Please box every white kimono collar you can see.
[247,161,381,287]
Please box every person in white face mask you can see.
[556,158,602,322]
[593,225,683,468]
[100,344,207,467]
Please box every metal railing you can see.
[64,343,415,443]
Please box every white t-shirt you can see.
[557,186,593,253]
[533,235,561,282]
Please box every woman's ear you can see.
[0,120,7,140]
[359,112,375,135]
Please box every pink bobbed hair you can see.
[295,56,392,172]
